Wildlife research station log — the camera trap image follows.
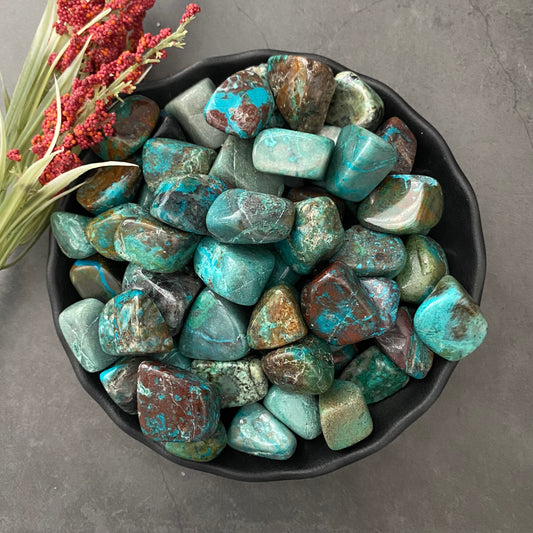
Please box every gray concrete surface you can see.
[0,1,532,532]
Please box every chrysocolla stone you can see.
[50,211,96,259]
[262,335,334,394]
[267,55,335,133]
[228,403,297,460]
[190,356,268,408]
[206,189,295,244]
[85,203,147,260]
[252,128,334,180]
[319,124,342,143]
[152,343,192,370]
[76,162,142,215]
[264,250,301,290]
[247,284,308,350]
[205,69,274,138]
[324,125,398,202]
[178,288,250,361]
[92,95,159,160]
[331,225,407,278]
[263,385,321,440]
[360,277,400,332]
[319,379,373,450]
[165,421,227,462]
[137,361,220,442]
[286,186,345,218]
[340,345,409,404]
[142,138,216,191]
[165,78,227,148]
[326,71,384,131]
[276,196,344,275]
[193,237,275,306]
[413,275,488,361]
[376,116,417,174]
[376,307,433,379]
[358,175,444,235]
[395,234,449,304]
[98,288,173,355]
[150,174,228,235]
[69,255,123,302]
[210,135,284,196]
[114,216,201,274]
[332,344,358,375]
[136,183,155,211]
[151,111,187,141]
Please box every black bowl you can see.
[47,50,486,481]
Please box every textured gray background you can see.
[0,1,532,532]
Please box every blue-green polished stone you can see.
[178,288,250,361]
[59,298,118,372]
[194,236,275,306]
[360,277,400,332]
[50,211,96,259]
[263,385,321,440]
[152,343,192,370]
[413,275,488,361]
[228,403,297,460]
[252,128,334,180]
[324,125,398,202]
[264,250,301,289]
[69,255,123,302]
[137,183,155,210]
[165,421,227,462]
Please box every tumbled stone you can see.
[332,344,358,375]
[165,421,227,462]
[50,211,96,259]
[413,275,488,361]
[324,125,398,202]
[263,386,321,440]
[395,234,449,304]
[136,183,155,211]
[360,277,400,332]
[262,335,334,394]
[150,174,228,235]
[190,356,268,408]
[69,255,123,302]
[178,288,250,361]
[326,71,384,131]
[92,95,159,160]
[152,343,192,370]
[376,116,417,174]
[358,175,444,234]
[340,345,409,404]
[137,361,220,442]
[247,284,308,350]
[319,380,373,450]
[286,186,345,218]
[99,289,173,355]
[276,196,344,274]
[252,128,334,180]
[264,250,301,290]
[228,403,297,460]
[376,307,433,379]
[194,237,275,305]
[267,55,335,133]
[206,189,295,244]
[151,111,187,141]
[318,124,342,143]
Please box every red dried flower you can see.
[180,3,201,24]
[6,149,22,162]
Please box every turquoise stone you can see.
[98,288,174,355]
[142,138,216,191]
[395,234,449,304]
[358,175,444,235]
[165,78,227,149]
[263,386,321,440]
[190,357,268,408]
[50,211,96,259]
[261,335,334,394]
[206,189,295,244]
[332,344,358,375]
[205,69,274,138]
[69,255,122,302]
[319,380,373,450]
[193,237,275,306]
[228,403,297,460]
[413,275,488,361]
[340,345,409,404]
[324,125,398,202]
[326,71,384,131]
[360,277,400,332]
[165,421,227,462]
[332,225,407,278]
[114,216,201,274]
[376,116,417,174]
[58,298,118,372]
[178,288,250,361]
[276,196,344,275]
[252,128,334,180]
[137,361,220,442]
[264,250,301,289]
[152,343,192,371]
[150,174,228,235]
[137,183,155,211]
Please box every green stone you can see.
[69,255,123,303]
[165,421,227,462]
[264,250,301,290]
[50,211,96,259]
[137,183,155,210]
[152,342,192,370]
